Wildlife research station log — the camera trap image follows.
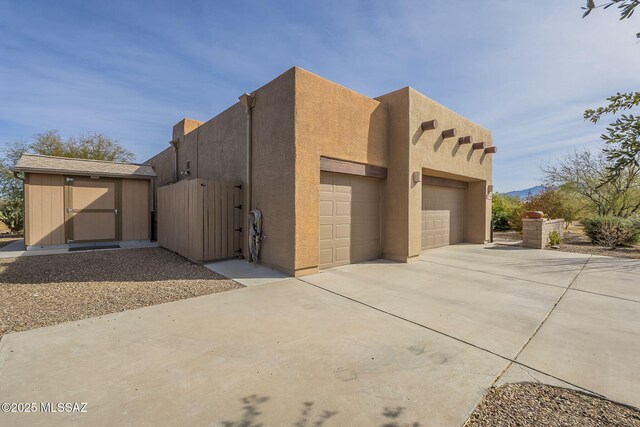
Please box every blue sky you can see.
[1,0,638,192]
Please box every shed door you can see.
[66,178,118,243]
[319,172,381,269]
[422,184,464,250]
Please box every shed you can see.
[13,154,156,249]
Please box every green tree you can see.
[0,143,26,233]
[23,130,134,162]
[0,131,134,233]
[582,2,639,175]
[584,92,640,177]
[492,194,524,231]
[542,150,640,217]
[523,189,580,225]
[582,0,639,38]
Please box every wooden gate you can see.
[157,179,242,262]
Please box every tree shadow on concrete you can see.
[219,395,421,427]
[381,406,422,427]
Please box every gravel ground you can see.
[557,225,640,260]
[466,383,640,427]
[0,247,243,336]
[493,230,522,242]
[494,227,640,259]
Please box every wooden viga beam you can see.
[458,136,473,145]
[441,128,457,139]
[421,119,438,131]
[484,146,497,154]
[472,141,485,150]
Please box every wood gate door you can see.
[65,177,118,243]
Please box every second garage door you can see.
[319,171,381,269]
[422,184,464,250]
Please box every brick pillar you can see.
[522,218,565,249]
[522,218,544,249]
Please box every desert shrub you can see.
[581,216,640,247]
[548,231,561,246]
[524,189,579,225]
[492,194,524,231]
[0,201,23,234]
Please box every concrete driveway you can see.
[1,245,638,426]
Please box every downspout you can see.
[238,92,256,259]
[170,139,179,183]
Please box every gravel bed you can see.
[493,227,640,259]
[493,230,522,241]
[466,383,640,427]
[557,228,640,260]
[0,247,243,336]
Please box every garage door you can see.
[319,171,381,269]
[422,184,464,250]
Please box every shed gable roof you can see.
[13,154,156,178]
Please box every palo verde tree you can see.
[584,92,640,177]
[582,1,640,177]
[582,0,639,38]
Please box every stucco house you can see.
[146,66,495,276]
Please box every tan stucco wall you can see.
[374,88,412,261]
[173,105,247,185]
[293,67,388,275]
[145,71,295,273]
[145,146,175,211]
[376,87,493,260]
[145,67,492,275]
[194,104,247,183]
[250,68,297,274]
[408,88,492,255]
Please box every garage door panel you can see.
[334,201,351,216]
[319,171,381,269]
[319,248,333,266]
[319,200,333,216]
[422,184,463,250]
[319,224,333,241]
[333,175,351,192]
[335,224,350,239]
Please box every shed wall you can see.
[24,173,65,246]
[121,179,150,240]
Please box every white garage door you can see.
[422,184,464,250]
[319,171,381,269]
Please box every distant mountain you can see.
[503,185,545,200]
